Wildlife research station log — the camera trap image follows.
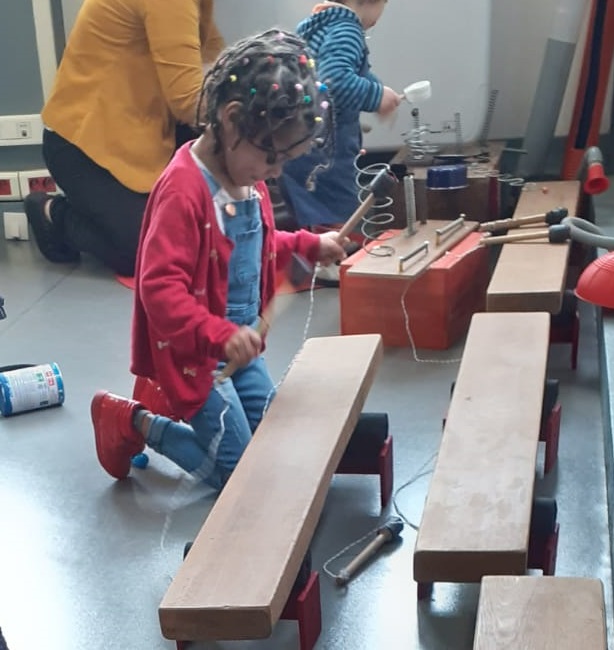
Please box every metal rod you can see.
[398,240,429,273]
[435,215,465,245]
[403,174,417,236]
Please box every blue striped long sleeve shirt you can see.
[297,5,383,116]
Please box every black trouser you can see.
[43,129,149,277]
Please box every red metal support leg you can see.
[541,403,562,474]
[571,311,580,370]
[336,436,395,510]
[528,524,560,575]
[378,436,394,509]
[549,309,580,370]
[280,571,322,650]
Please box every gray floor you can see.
[1,185,613,650]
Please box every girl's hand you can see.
[317,231,347,266]
[224,326,262,367]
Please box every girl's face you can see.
[220,105,315,185]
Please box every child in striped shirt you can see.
[280,0,401,235]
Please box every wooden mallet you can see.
[215,254,313,383]
[478,206,568,233]
[337,167,398,241]
[480,223,570,246]
[336,516,404,586]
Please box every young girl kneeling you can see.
[91,29,345,491]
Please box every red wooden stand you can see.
[280,571,322,650]
[340,231,489,349]
[540,403,562,475]
[336,436,394,509]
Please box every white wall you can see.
[212,0,492,151]
[61,0,613,148]
[490,0,613,141]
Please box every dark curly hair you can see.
[196,29,333,178]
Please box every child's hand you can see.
[317,231,347,266]
[224,326,262,367]
[377,86,403,118]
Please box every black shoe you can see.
[24,192,80,263]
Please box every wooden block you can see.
[347,220,479,280]
[340,231,489,349]
[487,243,570,313]
[413,312,550,583]
[486,181,581,314]
[159,334,383,642]
[474,576,607,649]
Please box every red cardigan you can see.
[131,143,321,420]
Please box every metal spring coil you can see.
[479,89,500,150]
[403,107,440,163]
[353,152,396,256]
[470,166,528,188]
[469,166,536,220]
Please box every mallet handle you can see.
[480,228,550,246]
[479,213,549,232]
[215,304,273,383]
[336,528,392,586]
[337,194,376,241]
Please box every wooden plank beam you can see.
[474,576,607,649]
[413,312,550,583]
[486,180,581,314]
[159,334,383,641]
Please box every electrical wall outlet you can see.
[18,169,61,197]
[0,172,21,201]
[3,211,29,241]
[0,114,44,146]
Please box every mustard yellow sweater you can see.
[42,0,224,193]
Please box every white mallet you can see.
[402,80,432,104]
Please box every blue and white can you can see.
[0,363,65,416]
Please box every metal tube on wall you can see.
[517,0,590,179]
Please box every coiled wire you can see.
[403,107,440,163]
[353,151,396,256]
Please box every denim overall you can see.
[280,51,370,227]
[145,165,275,491]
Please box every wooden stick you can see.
[335,516,403,586]
[337,194,376,241]
[335,529,391,586]
[479,207,568,232]
[480,228,550,246]
[479,213,547,232]
[215,302,274,383]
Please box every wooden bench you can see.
[486,180,581,314]
[159,333,383,648]
[473,575,607,649]
[413,312,551,596]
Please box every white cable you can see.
[391,451,438,531]
[262,266,317,414]
[401,243,484,364]
[322,525,382,581]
